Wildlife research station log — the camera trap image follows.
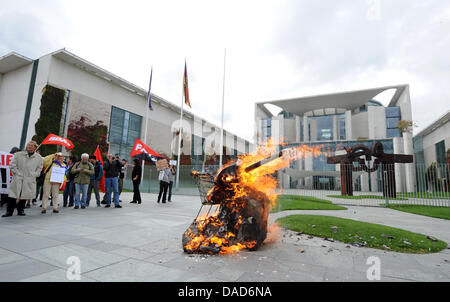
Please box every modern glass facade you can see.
[386,106,401,138]
[307,113,346,142]
[109,106,142,160]
[261,118,272,142]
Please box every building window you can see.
[109,106,142,160]
[261,118,272,141]
[309,115,334,141]
[299,118,304,142]
[339,114,346,140]
[435,140,446,164]
[386,106,401,138]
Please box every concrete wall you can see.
[283,118,296,143]
[351,112,369,140]
[368,106,386,139]
[0,63,33,151]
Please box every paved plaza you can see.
[0,192,449,282]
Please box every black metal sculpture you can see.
[327,142,413,198]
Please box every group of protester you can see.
[1,140,158,217]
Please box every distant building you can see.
[413,111,450,167]
[255,85,416,193]
[0,49,252,171]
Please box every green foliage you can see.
[277,215,447,254]
[397,120,414,133]
[32,85,65,156]
[67,116,108,160]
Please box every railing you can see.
[121,162,450,207]
[284,163,450,207]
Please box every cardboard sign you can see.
[0,152,13,195]
[156,159,169,171]
[169,160,177,166]
[50,166,66,184]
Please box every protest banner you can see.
[0,152,13,195]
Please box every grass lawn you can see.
[386,205,450,220]
[327,194,407,201]
[271,195,347,213]
[397,192,450,200]
[277,215,447,254]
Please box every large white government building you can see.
[255,85,416,193]
[0,49,252,192]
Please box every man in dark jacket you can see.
[103,153,122,208]
[130,158,142,204]
[63,156,77,207]
[86,155,103,207]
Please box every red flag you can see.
[41,134,74,149]
[183,62,191,108]
[94,146,106,193]
[130,138,162,158]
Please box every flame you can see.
[184,139,324,255]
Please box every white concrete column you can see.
[303,115,309,142]
[361,172,369,192]
[393,137,405,193]
[332,115,338,141]
[345,110,352,140]
[295,116,301,143]
[403,132,416,192]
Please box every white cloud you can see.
[1,0,450,141]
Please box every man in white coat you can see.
[2,141,43,217]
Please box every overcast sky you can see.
[1,0,449,142]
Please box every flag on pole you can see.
[183,61,191,108]
[41,134,74,149]
[148,67,153,111]
[94,145,106,193]
[130,138,162,158]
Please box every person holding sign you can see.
[41,152,67,214]
[3,141,43,217]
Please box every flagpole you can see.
[142,67,152,188]
[175,64,185,190]
[219,48,227,170]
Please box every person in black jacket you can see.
[130,158,142,204]
[103,153,122,208]
[63,156,77,207]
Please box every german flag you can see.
[183,61,191,108]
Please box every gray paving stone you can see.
[109,247,157,260]
[84,259,189,282]
[0,233,65,253]
[23,243,127,273]
[19,269,98,282]
[0,259,59,282]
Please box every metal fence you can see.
[121,162,450,208]
[284,163,450,207]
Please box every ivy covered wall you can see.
[32,85,65,156]
[67,116,109,160]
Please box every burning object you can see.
[183,141,323,255]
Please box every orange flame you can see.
[184,139,324,255]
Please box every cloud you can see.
[1,0,449,141]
